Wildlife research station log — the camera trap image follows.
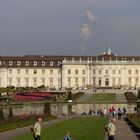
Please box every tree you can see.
[137,90,140,115]
[0,108,4,119]
[137,90,140,99]
[44,102,51,115]
[67,89,72,101]
[8,108,13,118]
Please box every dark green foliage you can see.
[8,108,13,118]
[125,92,137,101]
[44,102,51,115]
[137,90,140,99]
[0,108,4,119]
[67,89,72,100]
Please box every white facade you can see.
[0,50,140,89]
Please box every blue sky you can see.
[0,0,140,56]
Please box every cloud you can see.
[79,10,98,54]
[85,10,99,23]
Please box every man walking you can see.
[33,118,42,140]
[107,118,117,140]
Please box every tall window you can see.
[42,69,45,74]
[82,77,85,86]
[98,70,102,75]
[8,78,12,86]
[93,70,95,74]
[128,69,131,75]
[9,69,12,74]
[33,78,37,86]
[112,70,115,75]
[68,69,71,74]
[75,77,78,87]
[25,69,29,74]
[16,77,21,87]
[41,78,45,85]
[75,69,78,75]
[82,69,85,75]
[34,69,37,74]
[135,77,139,86]
[135,69,138,75]
[57,78,61,87]
[112,77,115,86]
[17,69,20,74]
[128,77,131,86]
[67,77,71,87]
[25,78,29,87]
[105,70,108,75]
[50,78,53,86]
[50,70,53,74]
[118,70,121,75]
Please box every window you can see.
[50,61,54,66]
[98,70,102,75]
[135,77,139,86]
[25,78,29,87]
[33,61,37,66]
[9,61,13,66]
[67,77,71,87]
[42,69,45,74]
[50,78,53,86]
[8,78,12,86]
[68,69,71,74]
[41,78,45,85]
[50,70,53,74]
[42,61,45,66]
[118,78,121,86]
[128,77,131,86]
[25,69,29,74]
[112,77,115,86]
[34,69,37,74]
[17,61,21,66]
[93,70,95,74]
[25,61,29,66]
[82,69,85,75]
[9,69,12,74]
[57,61,61,66]
[112,70,115,75]
[82,77,85,86]
[57,78,61,87]
[75,77,78,87]
[16,77,21,87]
[33,78,37,86]
[128,69,131,74]
[118,70,121,75]
[135,69,138,75]
[105,70,108,75]
[17,69,20,74]
[75,69,78,75]
[58,70,61,74]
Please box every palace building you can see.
[0,49,140,89]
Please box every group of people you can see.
[30,118,71,140]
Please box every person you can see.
[107,118,117,140]
[64,131,71,140]
[118,108,123,120]
[33,118,42,140]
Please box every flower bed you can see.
[0,113,56,132]
[126,114,140,132]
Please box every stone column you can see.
[61,65,66,88]
[1,68,8,87]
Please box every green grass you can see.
[13,117,107,140]
[89,93,116,101]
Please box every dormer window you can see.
[25,61,29,66]
[34,61,37,66]
[9,61,13,66]
[57,61,61,66]
[50,61,54,66]
[42,61,45,66]
[17,61,21,66]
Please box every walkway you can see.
[105,117,140,140]
[0,116,74,140]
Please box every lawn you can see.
[89,93,116,101]
[13,117,107,140]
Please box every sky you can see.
[0,0,140,56]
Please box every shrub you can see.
[8,108,13,118]
[44,102,51,115]
[0,108,4,119]
[125,92,137,101]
